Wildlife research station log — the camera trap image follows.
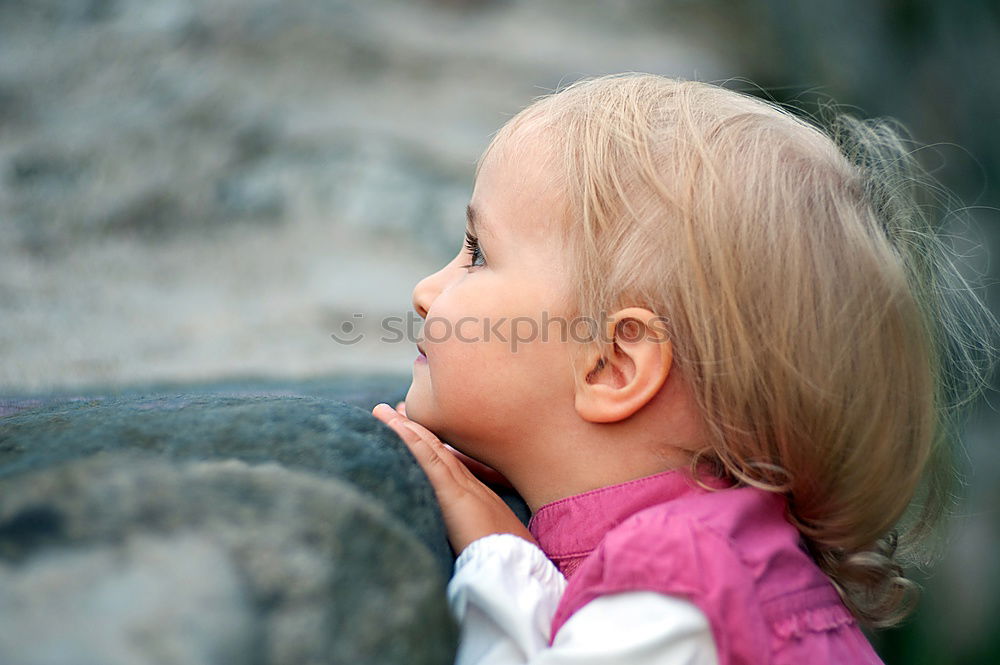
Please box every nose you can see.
[411,260,454,319]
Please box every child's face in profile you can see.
[404,132,580,473]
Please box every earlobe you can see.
[574,308,673,424]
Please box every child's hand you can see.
[392,401,512,488]
[372,403,536,554]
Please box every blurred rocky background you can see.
[0,393,462,665]
[0,1,997,663]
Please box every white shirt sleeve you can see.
[447,533,719,665]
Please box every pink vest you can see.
[528,469,885,665]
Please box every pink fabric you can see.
[528,468,884,664]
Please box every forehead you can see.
[469,126,569,245]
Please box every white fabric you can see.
[447,533,719,665]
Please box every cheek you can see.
[431,324,570,422]
[428,301,556,373]
[409,286,574,439]
[408,298,505,427]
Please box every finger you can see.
[373,403,479,483]
[443,444,511,487]
[373,404,467,481]
[372,402,401,423]
[395,401,407,417]
[384,419,476,500]
[387,418,454,471]
[374,405,449,456]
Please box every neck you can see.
[504,426,695,514]
[503,377,707,514]
[473,366,710,514]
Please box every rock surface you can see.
[0,456,457,665]
[0,385,533,663]
[0,394,455,571]
[0,375,533,529]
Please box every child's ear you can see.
[574,307,673,424]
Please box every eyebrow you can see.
[466,203,491,238]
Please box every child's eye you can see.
[460,230,486,269]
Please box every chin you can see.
[403,393,460,445]
[402,386,432,426]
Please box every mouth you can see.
[416,343,427,357]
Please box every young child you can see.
[372,73,994,664]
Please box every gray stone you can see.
[0,534,255,665]
[1,372,413,415]
[0,394,457,572]
[0,377,533,528]
[214,170,287,220]
[0,456,457,665]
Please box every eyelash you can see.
[461,230,485,269]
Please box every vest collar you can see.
[528,466,732,577]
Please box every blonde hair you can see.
[479,73,996,628]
